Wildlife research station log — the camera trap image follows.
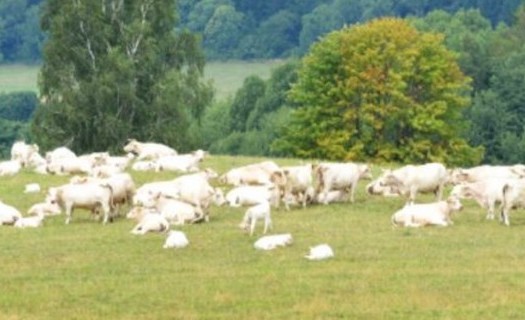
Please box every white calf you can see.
[391,195,463,228]
[254,234,293,250]
[14,212,44,228]
[163,230,189,249]
[28,202,61,216]
[24,183,41,193]
[239,201,272,236]
[305,244,334,261]
[130,212,170,235]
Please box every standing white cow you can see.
[314,162,372,204]
[368,163,447,204]
[46,182,114,224]
[448,165,524,185]
[271,164,314,210]
[391,195,463,227]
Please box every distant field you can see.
[1,155,525,319]
[0,64,39,93]
[0,60,285,100]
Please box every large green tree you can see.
[273,18,483,165]
[32,0,212,153]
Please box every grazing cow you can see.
[225,185,279,208]
[0,160,22,176]
[11,141,39,167]
[130,212,170,235]
[254,234,293,250]
[14,212,44,228]
[163,230,190,249]
[314,162,372,204]
[500,180,525,226]
[0,201,22,225]
[123,139,177,160]
[368,163,447,204]
[305,244,334,261]
[448,165,524,185]
[46,182,114,224]
[219,161,280,186]
[450,179,513,220]
[155,149,207,173]
[391,195,463,228]
[271,164,314,210]
[239,201,272,236]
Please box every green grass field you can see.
[0,60,285,100]
[1,155,525,319]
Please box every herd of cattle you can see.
[2,139,525,245]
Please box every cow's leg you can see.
[250,219,256,236]
[502,208,510,226]
[349,182,356,203]
[65,204,73,224]
[486,201,495,220]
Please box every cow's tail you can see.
[391,214,399,228]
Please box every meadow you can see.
[1,155,525,319]
[0,60,285,100]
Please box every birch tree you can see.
[32,0,213,153]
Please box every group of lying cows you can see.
[2,140,525,236]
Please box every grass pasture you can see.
[0,60,285,100]
[1,155,525,319]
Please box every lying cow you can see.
[123,139,177,160]
[391,195,463,228]
[368,163,447,204]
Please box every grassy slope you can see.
[0,60,285,100]
[1,155,525,319]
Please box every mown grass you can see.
[0,60,285,100]
[1,155,525,319]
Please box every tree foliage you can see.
[273,18,483,165]
[32,0,213,153]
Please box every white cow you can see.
[0,160,22,176]
[130,212,170,235]
[155,149,207,173]
[11,141,39,167]
[254,234,293,250]
[14,212,44,228]
[450,178,513,220]
[391,195,463,228]
[140,193,204,225]
[163,230,189,249]
[28,202,61,216]
[0,201,22,225]
[219,161,280,186]
[123,139,177,160]
[314,162,372,204]
[313,189,349,204]
[500,180,525,226]
[368,163,447,204]
[305,244,334,261]
[225,185,279,208]
[448,165,524,185]
[131,160,158,172]
[46,182,114,224]
[239,201,272,236]
[272,164,314,210]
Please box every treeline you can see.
[1,0,524,62]
[201,8,525,164]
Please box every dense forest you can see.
[1,0,524,62]
[1,0,525,164]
